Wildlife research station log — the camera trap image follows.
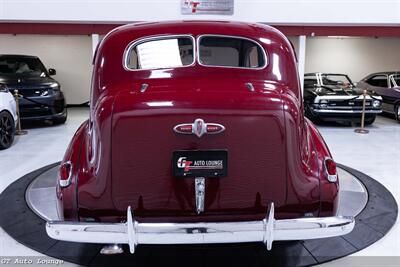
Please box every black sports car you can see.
[303,73,382,125]
[0,55,67,124]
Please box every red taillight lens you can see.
[325,158,337,175]
[324,158,338,182]
[59,162,72,188]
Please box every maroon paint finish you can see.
[58,21,337,223]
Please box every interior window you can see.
[366,75,388,87]
[126,36,194,70]
[199,36,266,68]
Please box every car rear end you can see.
[46,22,354,253]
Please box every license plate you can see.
[172,150,228,178]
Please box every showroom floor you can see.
[0,107,398,266]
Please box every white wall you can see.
[1,0,399,25]
[305,37,400,82]
[0,34,92,104]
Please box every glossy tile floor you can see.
[0,108,399,266]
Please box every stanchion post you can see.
[13,89,28,135]
[354,90,369,134]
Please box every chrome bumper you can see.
[46,203,355,254]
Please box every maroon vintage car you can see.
[46,21,354,254]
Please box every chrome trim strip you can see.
[197,34,268,70]
[389,74,399,88]
[123,34,196,72]
[46,204,355,254]
[312,109,382,114]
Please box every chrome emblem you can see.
[173,118,225,138]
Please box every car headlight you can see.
[49,83,60,90]
[372,100,381,108]
[319,99,328,108]
[0,84,9,93]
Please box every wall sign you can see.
[181,0,234,15]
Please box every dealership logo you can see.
[177,156,223,173]
[173,118,225,138]
[177,157,192,171]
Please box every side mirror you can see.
[48,68,56,76]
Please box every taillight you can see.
[324,158,338,183]
[59,161,72,188]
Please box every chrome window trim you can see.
[389,74,399,88]
[197,34,268,70]
[123,34,196,72]
[318,73,354,87]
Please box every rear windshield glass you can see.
[126,36,194,70]
[199,36,266,68]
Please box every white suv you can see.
[0,84,17,149]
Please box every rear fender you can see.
[57,120,89,221]
[306,119,339,216]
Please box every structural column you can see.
[297,35,307,95]
[91,34,100,58]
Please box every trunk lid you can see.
[111,79,287,221]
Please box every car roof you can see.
[104,20,286,46]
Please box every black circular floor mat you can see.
[0,163,397,267]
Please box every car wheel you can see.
[0,111,15,150]
[395,105,400,123]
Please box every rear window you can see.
[199,36,266,69]
[126,36,194,70]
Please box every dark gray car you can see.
[358,72,400,122]
[0,55,67,124]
